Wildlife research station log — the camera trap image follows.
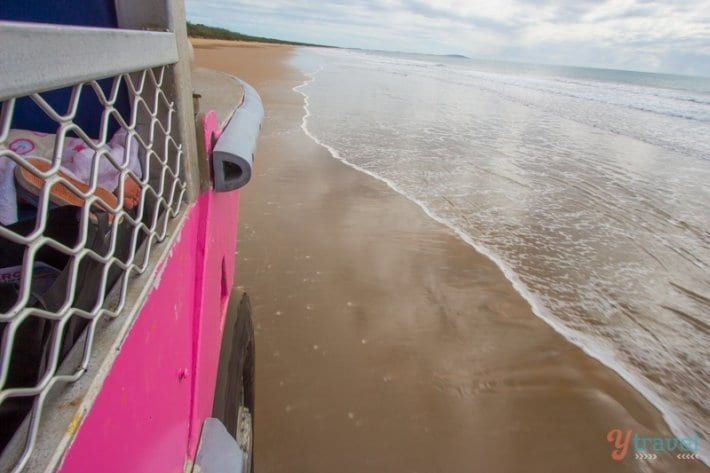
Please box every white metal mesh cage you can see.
[0,65,187,471]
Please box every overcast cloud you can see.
[186,0,710,76]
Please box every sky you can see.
[186,0,710,77]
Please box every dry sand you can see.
[192,39,705,473]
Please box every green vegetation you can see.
[186,22,330,47]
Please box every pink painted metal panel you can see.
[59,112,241,471]
[187,111,242,457]
[58,206,201,473]
[186,188,241,458]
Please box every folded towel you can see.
[60,128,142,194]
[0,129,142,226]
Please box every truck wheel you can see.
[213,290,255,472]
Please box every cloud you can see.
[185,0,710,76]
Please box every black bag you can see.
[0,206,134,452]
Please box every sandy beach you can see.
[192,39,705,473]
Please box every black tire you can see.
[213,290,255,472]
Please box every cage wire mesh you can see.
[0,65,187,471]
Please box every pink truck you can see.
[0,1,261,472]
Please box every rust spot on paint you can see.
[66,412,83,436]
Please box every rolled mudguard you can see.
[212,78,264,192]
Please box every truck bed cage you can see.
[0,2,201,470]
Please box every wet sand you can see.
[192,39,706,473]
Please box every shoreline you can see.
[192,39,706,472]
[293,68,706,466]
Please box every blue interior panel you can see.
[1,0,131,139]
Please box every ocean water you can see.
[290,48,710,464]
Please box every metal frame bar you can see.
[0,22,178,101]
[110,0,201,202]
